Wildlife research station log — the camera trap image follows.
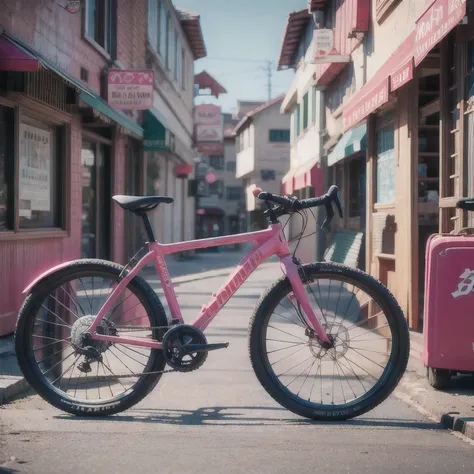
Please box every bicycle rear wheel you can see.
[248,262,409,421]
[15,260,169,416]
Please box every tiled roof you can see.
[234,94,285,134]
[194,70,227,97]
[176,9,207,60]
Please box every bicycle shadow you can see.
[53,405,442,430]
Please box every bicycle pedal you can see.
[181,342,229,354]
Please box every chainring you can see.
[161,324,208,372]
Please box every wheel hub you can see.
[308,323,350,360]
[70,315,116,354]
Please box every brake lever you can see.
[321,202,335,229]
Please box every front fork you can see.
[279,256,332,347]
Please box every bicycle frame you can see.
[75,223,330,349]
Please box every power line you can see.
[206,56,272,64]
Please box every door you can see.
[81,140,111,259]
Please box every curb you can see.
[394,331,474,442]
[0,376,30,405]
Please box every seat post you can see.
[139,212,156,243]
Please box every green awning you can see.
[79,92,143,138]
[327,123,367,166]
[143,108,168,151]
[344,123,367,156]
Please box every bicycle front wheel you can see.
[248,262,410,421]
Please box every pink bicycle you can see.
[14,185,409,420]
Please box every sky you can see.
[177,0,308,114]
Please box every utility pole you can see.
[266,61,272,101]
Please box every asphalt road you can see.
[1,263,473,474]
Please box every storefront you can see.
[0,33,145,336]
[341,0,471,330]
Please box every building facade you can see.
[0,0,206,336]
[235,95,291,230]
[144,3,206,247]
[285,0,473,331]
[277,9,327,263]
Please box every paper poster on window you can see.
[19,123,51,213]
[376,149,396,204]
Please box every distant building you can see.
[234,95,291,231]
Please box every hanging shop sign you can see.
[107,69,154,110]
[311,29,351,64]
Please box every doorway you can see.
[81,139,112,259]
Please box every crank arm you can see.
[181,343,229,354]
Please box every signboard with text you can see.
[311,29,351,64]
[414,0,466,66]
[107,69,154,110]
[194,104,223,143]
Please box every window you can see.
[260,169,276,181]
[85,0,116,56]
[0,106,64,232]
[167,15,175,72]
[181,48,186,89]
[159,1,167,58]
[209,155,224,170]
[209,180,224,197]
[176,38,183,85]
[147,0,158,50]
[375,113,396,204]
[312,86,317,124]
[0,105,14,231]
[226,186,242,201]
[302,92,309,130]
[174,31,179,80]
[348,158,366,218]
[269,129,290,143]
[226,161,236,173]
[296,104,301,137]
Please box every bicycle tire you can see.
[248,261,410,421]
[15,259,169,417]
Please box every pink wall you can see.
[0,0,148,335]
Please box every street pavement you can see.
[1,262,474,473]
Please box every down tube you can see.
[190,238,281,332]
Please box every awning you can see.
[414,0,467,67]
[281,168,297,195]
[2,32,94,97]
[328,123,367,166]
[342,31,415,132]
[294,157,323,195]
[0,36,39,72]
[143,108,168,150]
[80,93,144,139]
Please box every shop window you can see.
[269,129,290,143]
[349,158,365,218]
[226,186,242,201]
[0,106,64,232]
[19,118,63,229]
[209,155,224,170]
[0,106,14,231]
[85,0,116,57]
[375,113,396,204]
